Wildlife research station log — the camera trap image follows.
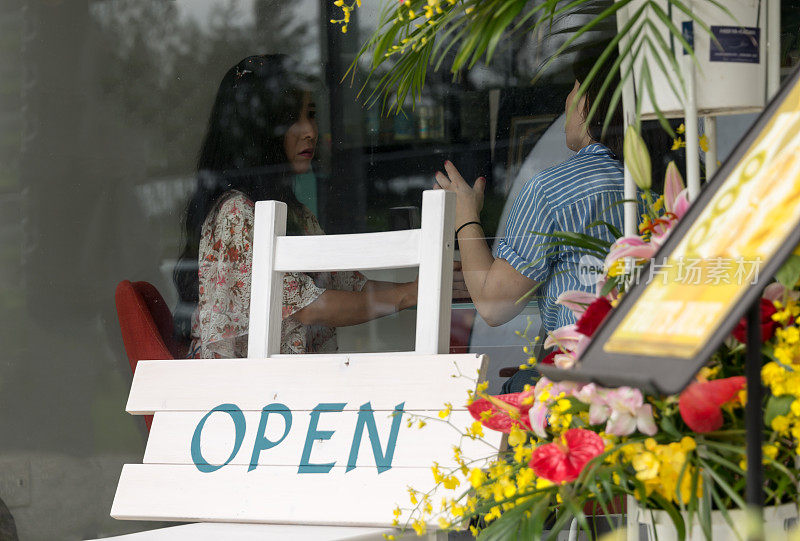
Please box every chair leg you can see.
[626,495,640,541]
[568,517,579,541]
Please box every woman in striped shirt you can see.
[435,49,625,389]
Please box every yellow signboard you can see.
[605,82,800,358]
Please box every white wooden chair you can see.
[97,190,502,540]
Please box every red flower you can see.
[467,391,534,433]
[732,298,778,344]
[529,429,605,483]
[678,376,746,433]
[575,298,613,338]
[541,351,556,365]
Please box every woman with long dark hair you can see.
[175,55,417,358]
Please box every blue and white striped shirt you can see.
[495,143,625,334]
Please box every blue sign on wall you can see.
[710,26,760,64]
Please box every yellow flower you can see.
[431,463,444,483]
[408,487,419,505]
[485,505,502,522]
[676,123,686,134]
[412,519,427,535]
[468,468,486,488]
[772,415,791,434]
[699,134,709,152]
[508,425,526,447]
[606,258,627,277]
[652,194,664,212]
[555,398,572,413]
[439,402,453,419]
[632,452,659,481]
[442,476,460,490]
[467,420,485,439]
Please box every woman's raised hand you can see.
[434,161,485,227]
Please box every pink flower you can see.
[763,282,800,303]
[605,236,659,272]
[604,388,658,436]
[544,324,582,352]
[663,162,690,219]
[529,429,605,483]
[574,385,657,436]
[529,401,550,439]
[528,377,581,438]
[544,325,592,369]
[556,290,599,320]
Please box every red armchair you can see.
[115,280,185,429]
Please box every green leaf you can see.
[775,254,800,289]
[600,276,619,297]
[659,414,681,439]
[765,394,794,427]
[698,457,747,510]
[586,220,623,239]
[650,492,687,541]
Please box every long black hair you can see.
[173,54,310,337]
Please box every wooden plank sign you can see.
[111,354,502,527]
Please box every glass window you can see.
[1,0,798,538]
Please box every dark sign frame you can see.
[540,64,800,396]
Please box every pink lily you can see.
[663,161,684,215]
[574,385,657,436]
[604,236,658,271]
[595,275,619,301]
[544,324,582,352]
[574,383,612,425]
[763,282,800,303]
[556,290,600,319]
[663,161,691,219]
[529,401,550,439]
[544,324,592,370]
[604,388,658,436]
[528,377,584,438]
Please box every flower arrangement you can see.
[389,129,800,539]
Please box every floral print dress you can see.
[189,191,367,358]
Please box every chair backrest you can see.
[248,189,456,357]
[115,280,176,372]
[110,190,502,532]
[115,280,179,431]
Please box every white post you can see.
[616,1,638,237]
[684,50,701,200]
[704,116,717,180]
[248,201,287,358]
[767,0,781,100]
[414,190,455,354]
